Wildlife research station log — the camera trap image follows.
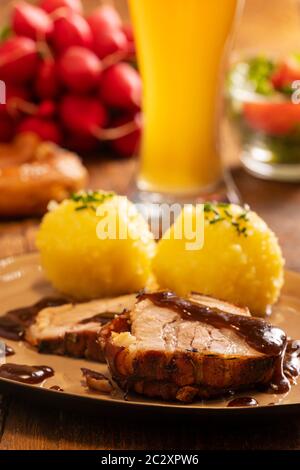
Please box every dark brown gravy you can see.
[50,385,64,391]
[284,339,300,379]
[79,313,115,325]
[139,291,291,394]
[227,397,258,407]
[0,297,68,341]
[0,364,54,384]
[4,344,15,356]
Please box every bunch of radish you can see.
[0,0,141,157]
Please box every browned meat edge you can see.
[38,328,104,362]
[100,313,276,403]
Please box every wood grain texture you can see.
[1,397,300,450]
[1,0,300,451]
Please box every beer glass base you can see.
[130,171,242,237]
[131,170,241,205]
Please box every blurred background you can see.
[2,0,300,54]
[1,0,300,162]
[1,0,300,161]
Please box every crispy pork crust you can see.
[37,329,104,361]
[26,295,136,362]
[100,312,276,403]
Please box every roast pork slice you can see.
[26,294,136,361]
[100,293,284,402]
[188,292,250,317]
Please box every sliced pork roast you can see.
[100,291,287,402]
[189,293,250,317]
[26,294,136,361]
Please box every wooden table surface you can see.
[1,0,300,451]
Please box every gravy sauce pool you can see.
[139,291,294,393]
[4,344,15,356]
[0,364,54,384]
[284,340,300,379]
[50,385,64,391]
[227,397,258,407]
[0,297,68,340]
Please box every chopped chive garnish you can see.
[203,202,250,237]
[71,191,115,212]
[224,209,233,219]
[209,217,225,224]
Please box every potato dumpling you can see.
[153,203,284,316]
[37,191,156,299]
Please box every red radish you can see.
[58,47,102,93]
[94,28,128,61]
[87,6,122,32]
[51,11,92,54]
[99,63,141,110]
[0,37,39,83]
[35,59,60,99]
[18,116,62,144]
[66,133,99,153]
[60,94,108,136]
[12,2,53,41]
[39,0,82,15]
[110,113,142,157]
[0,83,30,117]
[89,23,128,60]
[122,24,135,56]
[87,6,127,60]
[5,98,55,120]
[0,117,15,142]
[122,24,134,44]
[37,100,56,118]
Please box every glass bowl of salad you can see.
[226,55,300,181]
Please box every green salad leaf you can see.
[228,56,275,96]
[247,57,275,95]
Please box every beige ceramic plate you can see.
[0,253,300,417]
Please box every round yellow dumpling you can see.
[153,203,284,316]
[37,191,156,299]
